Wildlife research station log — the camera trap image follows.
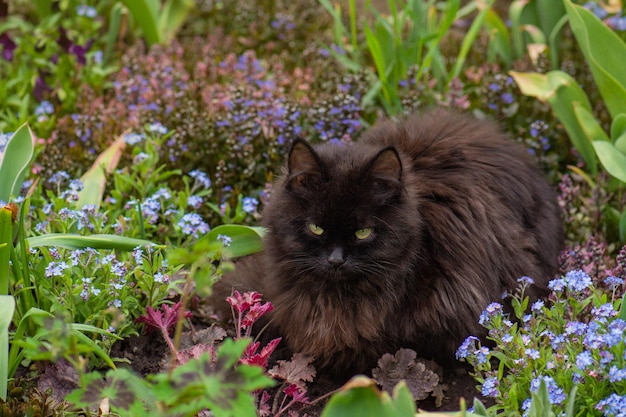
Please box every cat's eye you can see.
[308,223,324,236]
[355,227,373,240]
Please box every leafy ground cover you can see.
[1,0,626,416]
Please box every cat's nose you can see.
[328,246,345,268]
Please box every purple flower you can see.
[217,234,233,247]
[604,275,624,289]
[0,32,16,61]
[608,365,626,382]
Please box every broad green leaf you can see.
[76,133,126,209]
[610,114,626,142]
[27,233,157,251]
[119,0,160,45]
[591,141,626,183]
[0,295,15,401]
[620,293,626,320]
[0,123,35,203]
[510,70,597,173]
[564,0,626,118]
[321,376,396,417]
[205,225,265,258]
[573,102,610,142]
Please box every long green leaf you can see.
[591,141,626,183]
[119,0,160,46]
[76,133,126,209]
[0,205,13,296]
[564,0,626,118]
[7,307,51,379]
[27,233,157,251]
[158,0,194,44]
[448,0,494,84]
[0,295,14,401]
[0,123,34,203]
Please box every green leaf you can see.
[564,0,626,119]
[0,205,14,296]
[321,376,416,417]
[0,295,15,401]
[205,225,265,258]
[620,210,626,243]
[76,133,126,209]
[0,123,35,203]
[610,114,626,142]
[119,0,160,45]
[27,233,157,251]
[158,0,195,44]
[510,70,597,173]
[573,102,610,142]
[591,141,626,183]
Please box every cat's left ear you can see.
[364,147,402,186]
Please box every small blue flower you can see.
[608,365,626,382]
[596,393,626,416]
[217,234,233,247]
[481,377,499,397]
[35,100,54,116]
[575,351,593,371]
[530,376,565,405]
[178,213,210,238]
[592,303,616,319]
[525,348,540,360]
[76,4,97,18]
[564,269,592,292]
[187,195,204,209]
[124,132,145,145]
[45,261,70,278]
[548,278,566,292]
[604,275,624,289]
[147,122,168,134]
[189,170,211,189]
[531,300,544,312]
[479,302,503,325]
[456,335,480,360]
[242,196,259,214]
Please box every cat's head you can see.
[263,139,422,291]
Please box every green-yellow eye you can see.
[355,227,373,240]
[308,223,324,236]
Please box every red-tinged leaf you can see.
[226,290,263,313]
[241,337,282,369]
[284,383,310,404]
[258,391,272,417]
[136,302,192,335]
[268,352,316,389]
[242,301,274,329]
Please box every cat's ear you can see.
[364,147,402,185]
[287,139,324,189]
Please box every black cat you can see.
[212,109,563,375]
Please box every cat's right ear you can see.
[286,139,324,190]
